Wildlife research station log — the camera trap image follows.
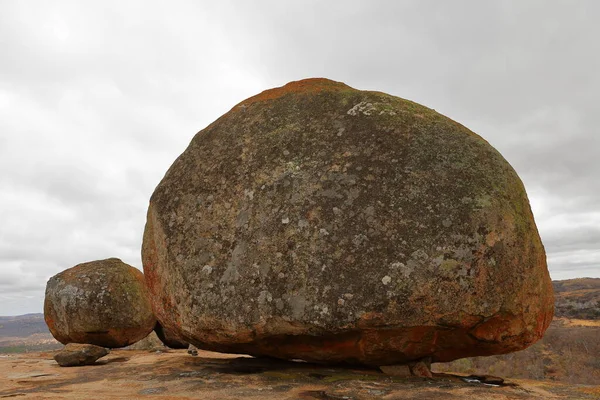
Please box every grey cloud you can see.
[0,0,598,315]
[29,164,103,205]
[543,227,600,253]
[226,1,599,116]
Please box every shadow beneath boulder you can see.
[97,357,130,365]
[195,355,377,376]
[197,356,321,375]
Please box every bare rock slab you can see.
[54,343,109,367]
[142,78,554,365]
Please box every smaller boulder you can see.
[125,331,164,351]
[44,258,156,348]
[409,360,433,379]
[154,322,188,349]
[54,343,109,367]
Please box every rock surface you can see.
[4,349,596,400]
[467,375,505,385]
[44,258,156,348]
[54,343,109,366]
[410,360,434,379]
[155,321,188,349]
[142,78,554,365]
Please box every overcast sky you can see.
[1,0,598,316]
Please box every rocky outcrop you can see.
[125,331,164,351]
[44,258,156,348]
[54,343,109,367]
[154,321,188,349]
[142,78,554,365]
[553,278,600,320]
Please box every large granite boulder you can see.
[44,258,156,348]
[142,78,554,365]
[154,321,188,349]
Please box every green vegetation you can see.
[553,278,600,320]
[0,343,62,354]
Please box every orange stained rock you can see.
[237,78,352,107]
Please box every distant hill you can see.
[0,313,60,353]
[553,277,600,292]
[553,278,600,320]
[0,313,50,337]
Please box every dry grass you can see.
[555,318,600,327]
[433,319,600,385]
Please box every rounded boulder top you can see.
[142,78,554,365]
[44,258,156,348]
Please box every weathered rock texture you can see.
[155,321,188,349]
[142,78,554,365]
[54,343,109,367]
[44,258,156,348]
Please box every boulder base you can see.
[44,258,156,348]
[155,321,188,349]
[142,78,554,365]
